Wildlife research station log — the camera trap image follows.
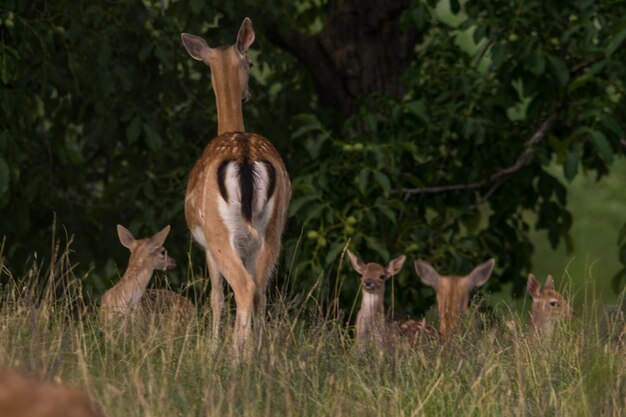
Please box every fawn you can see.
[347,250,439,348]
[414,258,495,338]
[527,273,572,334]
[0,369,104,417]
[100,225,194,340]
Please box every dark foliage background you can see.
[1,0,625,315]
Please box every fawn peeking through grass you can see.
[100,225,194,342]
[527,273,572,334]
[347,250,439,348]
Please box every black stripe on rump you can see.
[217,159,232,202]
[240,154,255,223]
[260,160,276,201]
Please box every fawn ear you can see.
[415,260,441,289]
[149,225,171,249]
[544,275,555,290]
[527,273,542,299]
[117,225,135,250]
[181,33,214,62]
[468,258,495,288]
[386,255,406,276]
[236,17,255,55]
[347,250,366,275]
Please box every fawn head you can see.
[347,250,406,297]
[117,224,176,272]
[414,258,495,337]
[527,274,572,333]
[181,17,255,103]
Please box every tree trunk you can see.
[266,0,418,118]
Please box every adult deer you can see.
[347,250,439,348]
[414,258,495,338]
[527,274,572,334]
[101,225,195,340]
[0,369,105,417]
[181,18,291,351]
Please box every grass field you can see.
[1,242,625,417]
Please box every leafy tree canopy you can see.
[0,0,624,314]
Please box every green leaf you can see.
[288,195,316,217]
[602,114,625,138]
[0,157,9,196]
[589,130,613,163]
[530,50,545,75]
[358,168,369,195]
[143,123,162,150]
[375,200,396,224]
[405,99,429,122]
[126,117,141,144]
[365,236,389,261]
[450,0,461,14]
[547,55,570,86]
[606,28,626,57]
[190,0,204,14]
[563,143,582,181]
[373,171,391,193]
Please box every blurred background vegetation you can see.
[0,0,624,316]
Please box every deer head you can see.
[347,250,406,299]
[181,17,255,134]
[117,224,175,272]
[527,274,572,333]
[414,258,495,338]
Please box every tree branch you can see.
[399,108,561,201]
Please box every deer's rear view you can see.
[181,18,291,353]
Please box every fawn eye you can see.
[379,275,386,281]
[549,300,560,307]
[247,58,253,68]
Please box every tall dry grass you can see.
[0,237,624,417]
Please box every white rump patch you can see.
[191,225,208,249]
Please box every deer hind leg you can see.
[253,238,280,319]
[206,250,224,339]
[207,242,256,355]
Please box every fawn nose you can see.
[364,280,376,289]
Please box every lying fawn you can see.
[527,273,572,334]
[100,225,194,339]
[347,250,439,348]
[0,369,104,417]
[414,258,495,338]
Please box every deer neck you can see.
[117,260,154,309]
[356,292,386,339]
[211,69,245,135]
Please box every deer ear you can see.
[347,250,366,275]
[181,33,213,62]
[544,275,555,290]
[149,225,171,249]
[468,258,495,288]
[236,17,255,54]
[117,225,135,250]
[527,273,542,299]
[415,260,441,289]
[386,255,406,276]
